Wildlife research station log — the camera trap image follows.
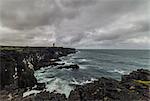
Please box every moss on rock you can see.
[135,80,150,86]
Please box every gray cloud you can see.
[0,0,97,30]
[0,0,149,49]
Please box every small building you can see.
[53,43,55,47]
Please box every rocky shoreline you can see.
[68,69,150,101]
[0,46,150,101]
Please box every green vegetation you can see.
[135,80,150,86]
[0,46,24,52]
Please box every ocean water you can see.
[34,49,150,97]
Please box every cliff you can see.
[0,46,76,89]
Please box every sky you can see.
[0,0,150,49]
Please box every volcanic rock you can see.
[57,64,79,70]
[68,77,141,101]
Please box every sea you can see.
[24,49,150,97]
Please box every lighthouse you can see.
[53,43,55,47]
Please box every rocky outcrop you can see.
[0,88,25,101]
[57,64,79,70]
[0,90,67,101]
[121,69,150,82]
[0,52,16,88]
[121,69,150,100]
[68,77,141,101]
[68,69,150,101]
[0,46,76,90]
[0,50,37,90]
[19,91,67,101]
[35,83,46,90]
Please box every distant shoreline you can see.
[1,45,150,50]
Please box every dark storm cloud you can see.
[0,0,97,30]
[93,19,149,42]
[0,0,149,49]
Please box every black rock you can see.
[35,83,46,90]
[57,64,79,70]
[18,70,37,88]
[121,69,150,100]
[0,46,76,90]
[0,52,17,89]
[68,77,142,101]
[21,91,67,101]
[121,69,150,82]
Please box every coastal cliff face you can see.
[0,46,76,89]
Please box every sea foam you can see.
[108,69,126,75]
[23,90,41,97]
[46,78,73,97]
[70,78,98,85]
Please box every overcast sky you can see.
[0,0,150,49]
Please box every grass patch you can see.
[135,80,150,86]
[0,47,24,52]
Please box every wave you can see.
[46,78,73,97]
[23,90,41,97]
[79,65,87,69]
[108,69,126,75]
[78,58,91,63]
[70,78,98,86]
[76,50,81,54]
[80,59,87,62]
[55,56,77,68]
